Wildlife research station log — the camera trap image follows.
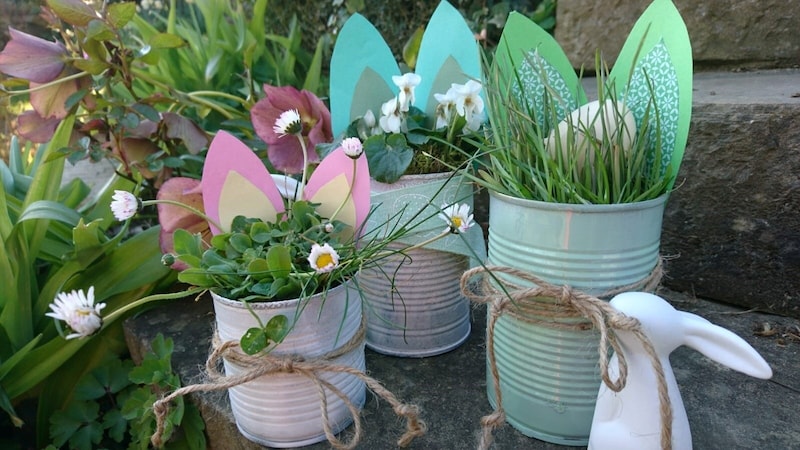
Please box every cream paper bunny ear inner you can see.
[413,0,482,120]
[610,0,693,188]
[329,13,400,137]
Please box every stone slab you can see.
[123,288,800,449]
[555,0,800,72]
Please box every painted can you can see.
[360,172,477,357]
[212,281,366,448]
[358,244,471,357]
[486,191,668,445]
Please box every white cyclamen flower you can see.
[46,286,106,339]
[308,243,340,273]
[453,80,485,132]
[440,203,475,234]
[341,137,363,158]
[110,190,139,221]
[392,72,421,112]
[273,109,302,136]
[379,98,402,134]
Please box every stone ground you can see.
[124,287,800,449]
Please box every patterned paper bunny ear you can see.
[610,0,693,186]
[329,13,400,137]
[202,131,285,234]
[413,0,482,119]
[201,131,371,235]
[493,12,588,126]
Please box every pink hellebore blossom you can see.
[251,85,333,174]
[156,177,210,270]
[0,28,67,83]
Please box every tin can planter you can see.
[212,281,366,448]
[359,172,485,357]
[485,191,668,446]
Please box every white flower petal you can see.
[47,286,105,339]
[110,190,139,221]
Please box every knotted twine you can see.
[460,261,673,450]
[150,316,426,449]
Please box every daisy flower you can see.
[308,243,340,273]
[341,137,363,158]
[110,190,139,221]
[46,287,106,339]
[273,109,302,136]
[440,203,475,234]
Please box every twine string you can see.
[460,262,672,450]
[150,316,426,449]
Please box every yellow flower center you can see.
[316,253,334,268]
[451,216,462,229]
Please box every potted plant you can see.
[328,0,487,357]
[464,0,693,446]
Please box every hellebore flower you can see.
[251,85,332,174]
[0,28,67,83]
[46,287,106,339]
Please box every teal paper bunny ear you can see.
[494,12,587,125]
[414,0,482,119]
[330,13,400,136]
[610,0,693,186]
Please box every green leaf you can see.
[49,401,101,448]
[265,315,289,344]
[101,407,128,443]
[266,245,291,279]
[240,327,267,355]
[249,221,271,243]
[46,0,97,27]
[86,19,115,41]
[228,233,252,253]
[150,33,186,49]
[106,2,136,29]
[364,133,414,183]
[17,200,81,227]
[172,229,203,257]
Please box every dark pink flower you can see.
[0,28,67,83]
[156,177,210,270]
[251,85,332,174]
[15,111,61,143]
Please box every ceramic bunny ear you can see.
[329,13,400,136]
[202,131,285,234]
[304,147,371,232]
[609,0,693,187]
[680,312,773,379]
[413,0,482,119]
[493,12,587,125]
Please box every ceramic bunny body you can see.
[588,292,773,450]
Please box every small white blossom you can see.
[439,203,475,234]
[379,98,402,134]
[110,190,139,221]
[323,222,335,233]
[308,243,340,273]
[453,80,485,132]
[434,89,457,130]
[392,72,421,112]
[273,109,302,136]
[46,287,106,339]
[341,137,363,158]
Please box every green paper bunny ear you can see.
[610,0,693,186]
[494,12,587,125]
[414,0,482,119]
[330,13,400,136]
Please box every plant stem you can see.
[326,158,357,223]
[141,198,224,232]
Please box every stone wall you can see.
[555,0,800,72]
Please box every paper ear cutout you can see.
[495,0,691,188]
[202,131,371,234]
[330,0,482,135]
[202,131,285,234]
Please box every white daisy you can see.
[273,109,302,136]
[440,203,475,234]
[341,137,363,158]
[46,287,106,339]
[308,243,340,273]
[110,190,139,221]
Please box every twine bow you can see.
[150,317,426,449]
[461,263,673,450]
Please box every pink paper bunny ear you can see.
[202,131,285,234]
[304,147,370,232]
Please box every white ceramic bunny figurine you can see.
[588,292,773,450]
